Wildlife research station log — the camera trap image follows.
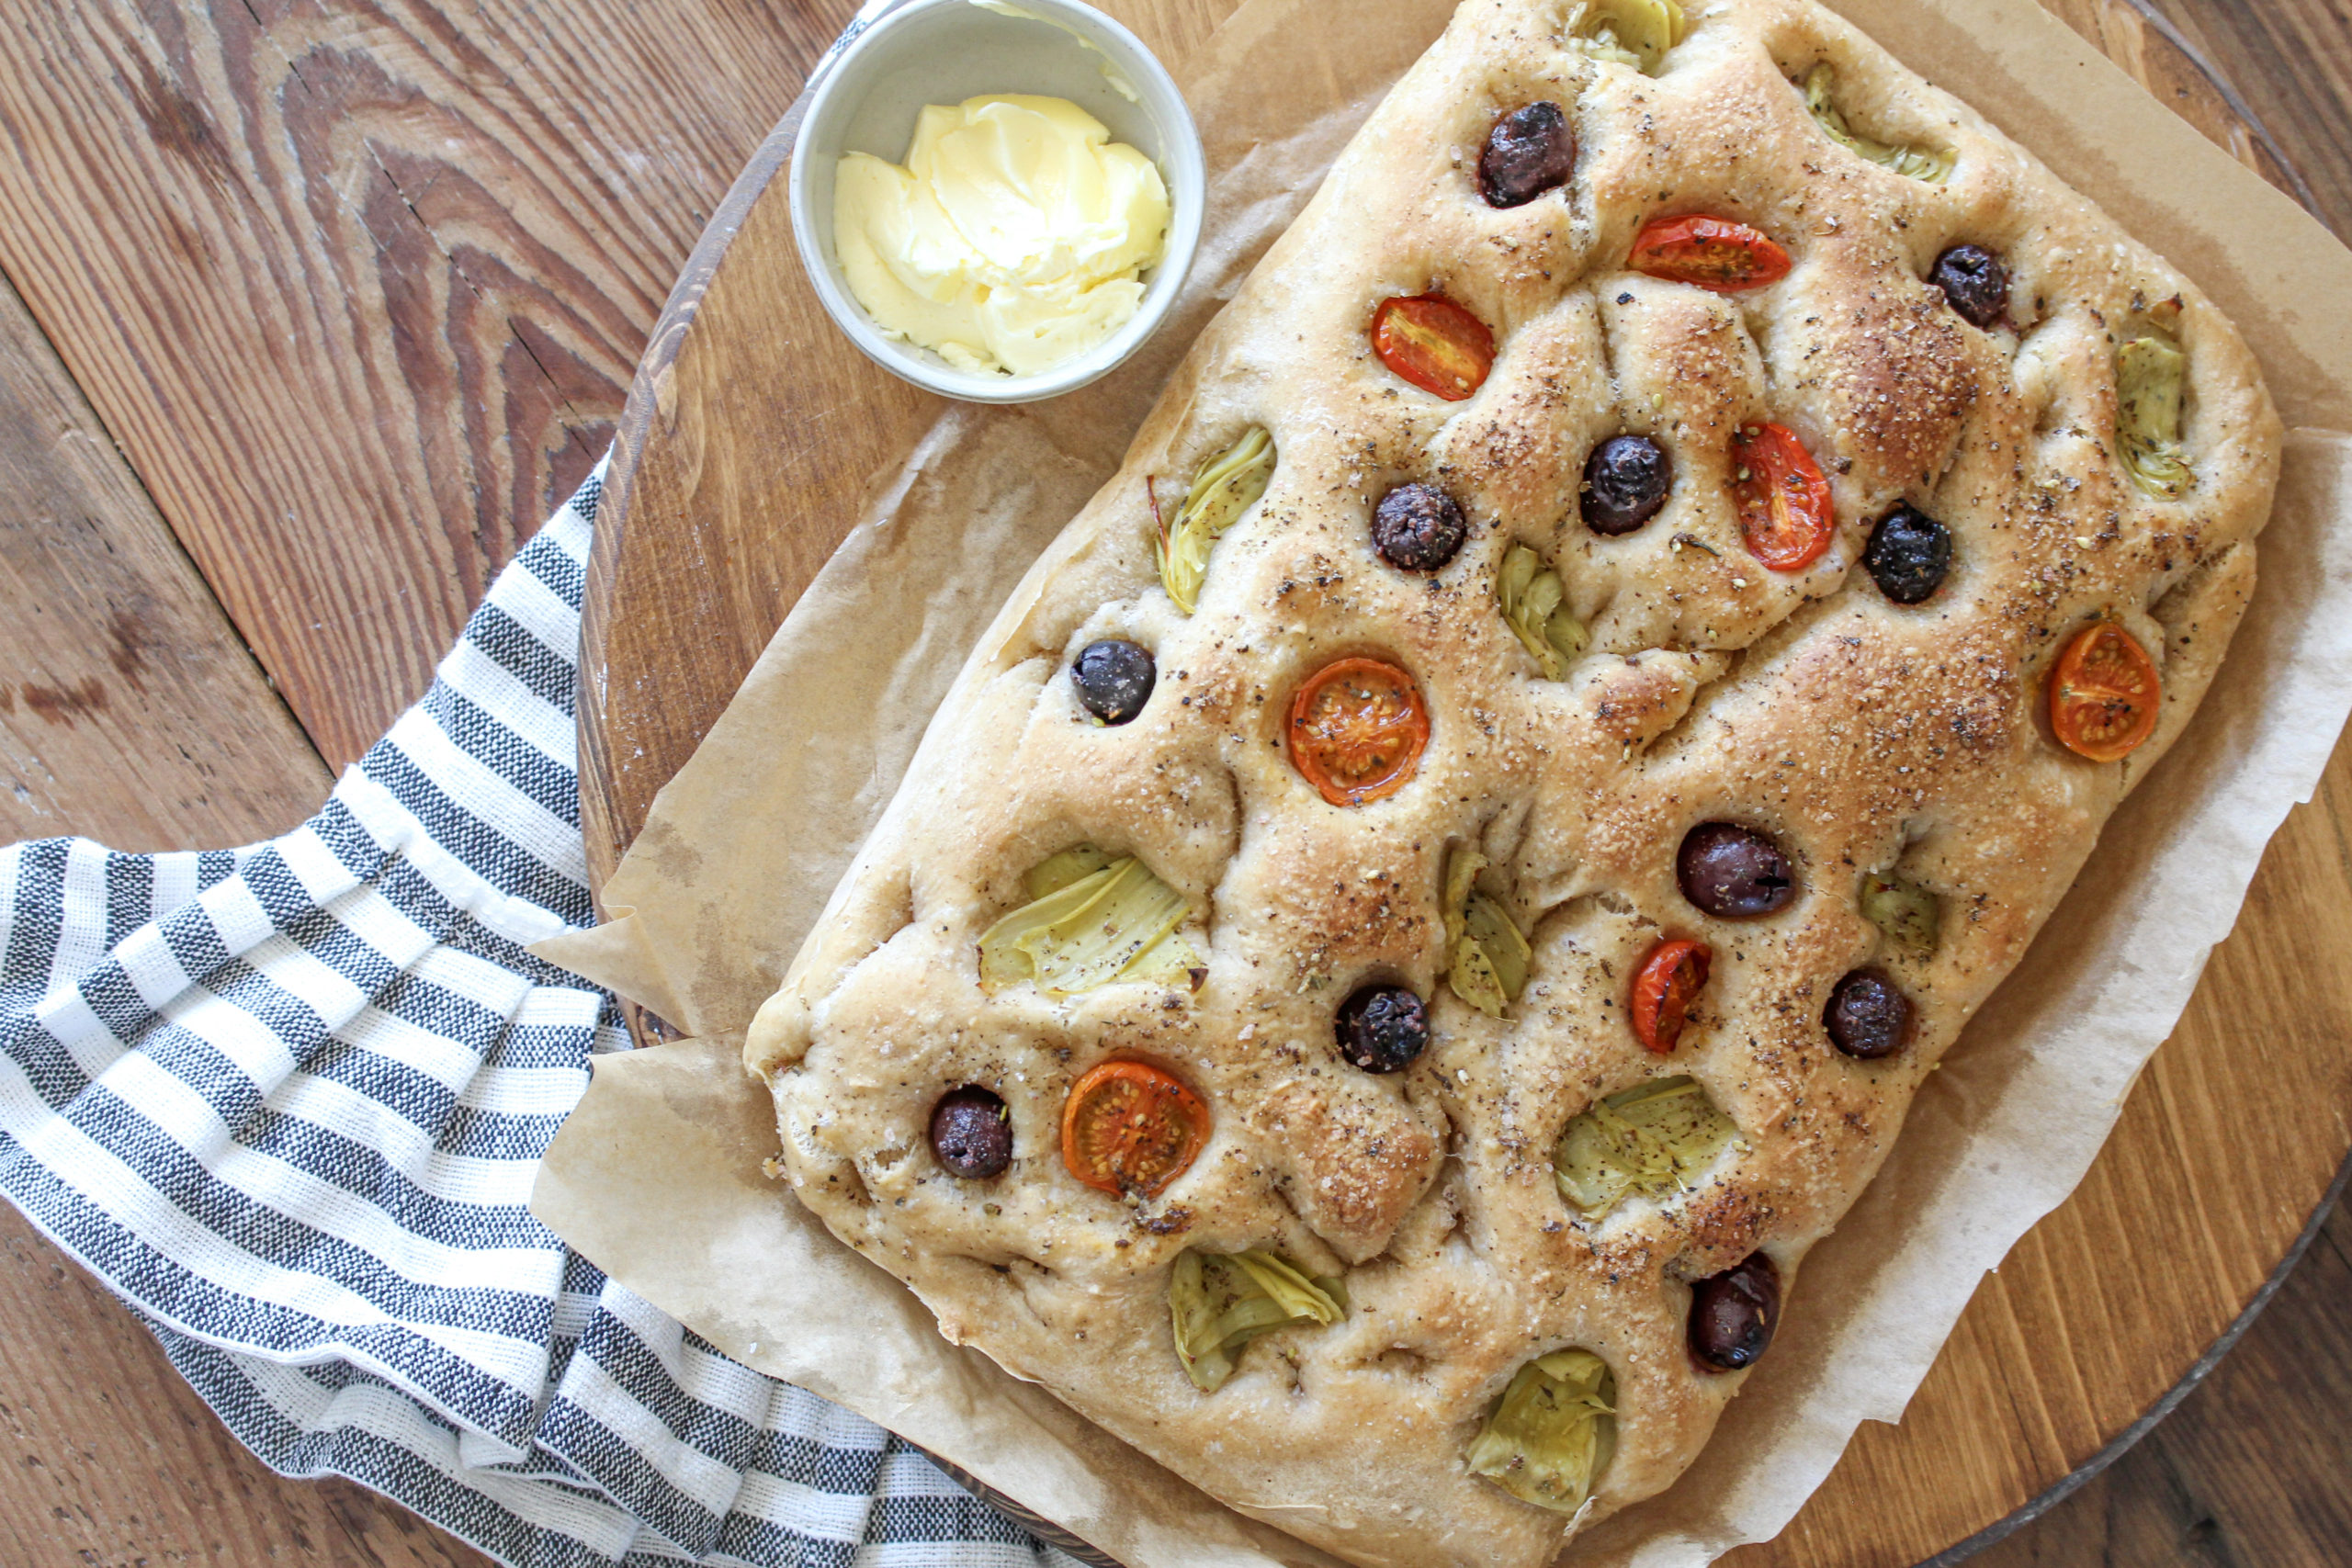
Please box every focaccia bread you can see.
[744,1,2280,1563]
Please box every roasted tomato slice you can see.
[2049,620,2161,761]
[1060,1060,1209,1197]
[1629,216,1792,292]
[1732,423,1834,570]
[1372,293,1496,400]
[1631,938,1712,1055]
[1288,657,1431,807]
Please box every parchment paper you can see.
[531,0,2352,1562]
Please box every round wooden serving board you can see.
[577,2,2346,1563]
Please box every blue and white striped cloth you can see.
[0,469,1081,1568]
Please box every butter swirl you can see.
[833,95,1170,377]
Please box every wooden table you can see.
[0,1,2342,1564]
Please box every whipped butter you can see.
[833,95,1170,377]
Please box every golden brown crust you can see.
[743,3,2281,1564]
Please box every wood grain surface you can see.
[0,269,329,849]
[0,0,2341,1564]
[0,0,854,768]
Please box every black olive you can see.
[1335,985,1430,1074]
[1677,822,1797,919]
[1689,1251,1781,1372]
[1825,968,1913,1060]
[1929,244,2009,330]
[929,1086,1013,1179]
[1479,101,1577,209]
[1862,505,1953,604]
[1582,434,1672,536]
[1071,639,1156,725]
[1372,481,1469,571]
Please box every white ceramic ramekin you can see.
[787,0,1206,405]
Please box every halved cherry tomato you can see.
[2049,620,2161,761]
[1630,216,1792,293]
[1287,657,1431,807]
[1060,1060,1210,1197]
[1732,423,1834,571]
[1631,938,1712,1055]
[1372,293,1495,400]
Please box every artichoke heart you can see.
[1554,1076,1739,1218]
[979,849,1200,997]
[1802,65,1952,183]
[1498,544,1590,680]
[1156,427,1276,615]
[1170,1248,1347,1393]
[1465,1348,1617,1514]
[2117,333,2195,500]
[1442,848,1532,1018]
[1860,868,1939,956]
[1024,844,1113,899]
[1564,0,1685,73]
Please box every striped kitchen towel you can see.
[0,466,1083,1568]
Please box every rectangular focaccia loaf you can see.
[744,2,2280,1563]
